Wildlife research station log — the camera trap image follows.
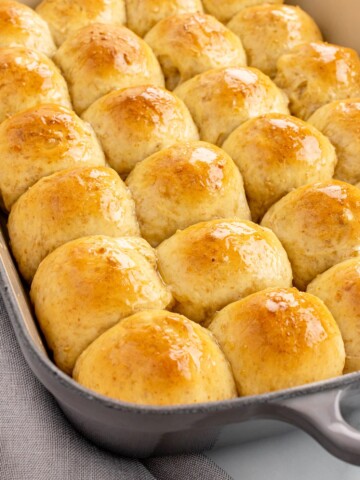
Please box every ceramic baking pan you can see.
[3,0,360,466]
[2,221,360,464]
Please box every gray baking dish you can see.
[2,223,360,464]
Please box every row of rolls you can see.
[2,0,360,406]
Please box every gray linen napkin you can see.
[0,293,233,480]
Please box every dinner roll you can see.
[82,85,199,176]
[275,42,360,120]
[0,47,71,124]
[126,0,203,38]
[0,0,56,56]
[157,219,292,324]
[222,113,337,222]
[261,180,360,290]
[307,259,360,373]
[31,236,173,374]
[73,310,237,405]
[144,13,246,90]
[9,167,140,283]
[209,288,345,396]
[126,141,251,246]
[175,67,289,146]
[228,5,322,78]
[36,0,126,46]
[54,24,164,113]
[0,104,105,211]
[202,0,284,23]
[308,99,360,185]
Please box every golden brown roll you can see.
[261,180,360,290]
[222,113,337,222]
[126,0,203,38]
[157,218,292,324]
[202,0,284,23]
[175,67,289,146]
[31,236,173,374]
[54,24,164,113]
[209,288,345,396]
[0,0,56,56]
[144,13,246,90]
[0,47,71,124]
[308,99,360,185]
[126,141,251,246]
[0,104,105,211]
[36,0,126,46]
[82,85,199,176]
[73,310,237,405]
[307,258,360,373]
[228,5,322,78]
[8,167,140,283]
[275,42,360,120]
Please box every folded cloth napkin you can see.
[0,293,233,480]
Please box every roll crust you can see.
[308,258,360,374]
[228,5,322,78]
[126,141,251,246]
[261,180,360,290]
[126,0,203,38]
[0,104,105,211]
[222,113,337,222]
[54,24,164,113]
[144,13,247,90]
[157,218,292,324]
[202,0,284,23]
[73,310,237,405]
[209,288,345,396]
[0,0,56,56]
[308,99,360,185]
[175,67,289,146]
[36,0,126,46]
[0,47,71,124]
[8,167,140,283]
[30,236,173,374]
[275,42,360,120]
[82,85,199,176]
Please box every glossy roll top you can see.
[222,113,337,222]
[0,0,56,56]
[144,13,247,90]
[126,141,251,246]
[73,310,237,406]
[0,47,71,124]
[275,41,360,120]
[157,218,292,324]
[36,0,126,46]
[308,258,360,374]
[54,24,164,113]
[228,4,322,78]
[31,235,173,375]
[0,104,105,211]
[209,288,345,396]
[82,85,199,176]
[202,0,284,23]
[308,99,360,185]
[261,180,360,290]
[175,66,289,146]
[126,0,203,38]
[8,166,140,283]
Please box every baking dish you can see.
[2,0,360,465]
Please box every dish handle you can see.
[273,385,360,465]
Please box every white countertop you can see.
[207,427,360,479]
